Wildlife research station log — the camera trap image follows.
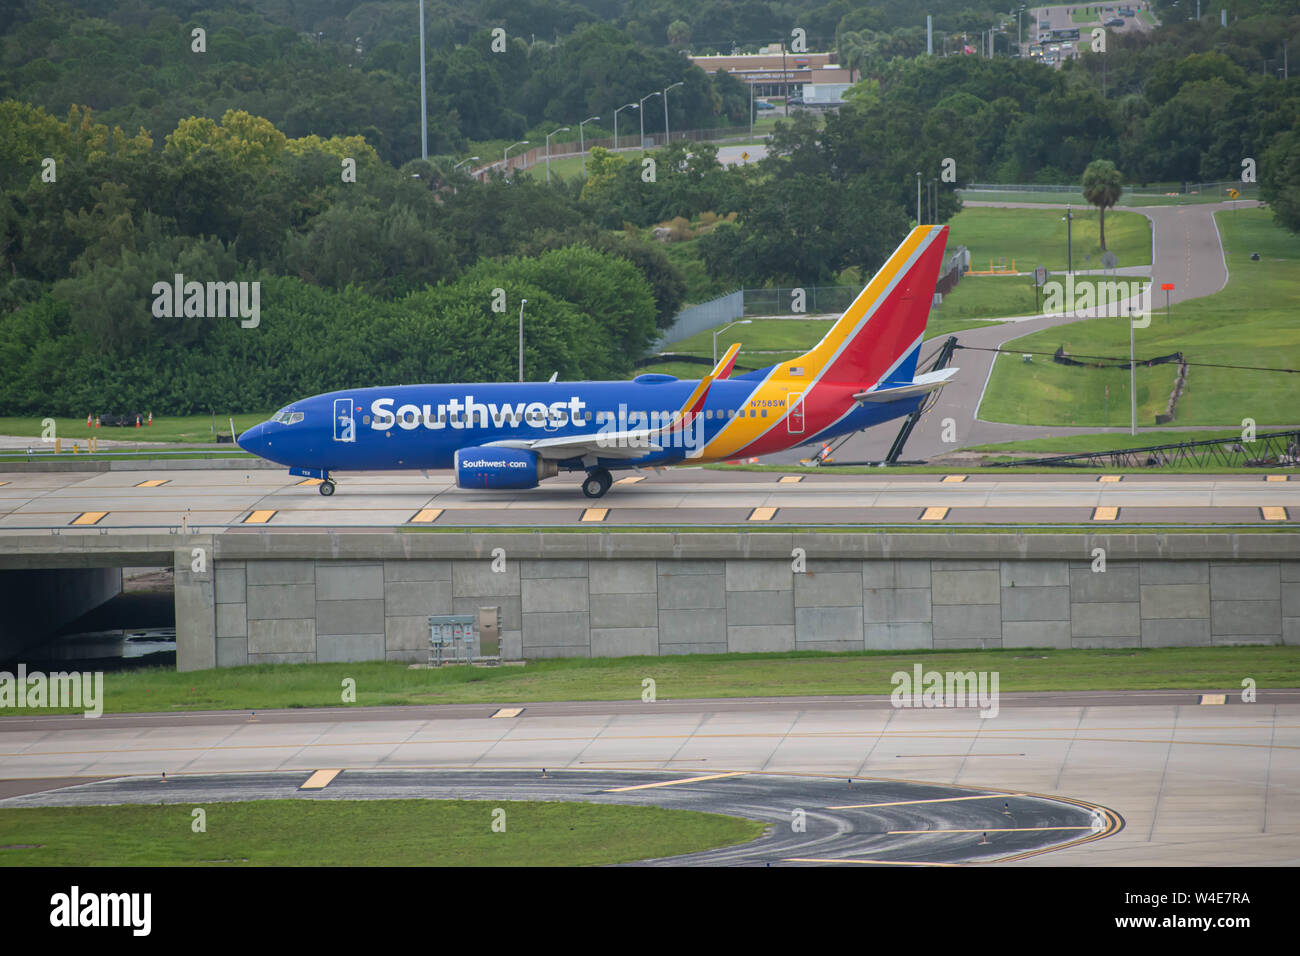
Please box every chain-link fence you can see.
[742,286,862,316]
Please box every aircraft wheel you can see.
[582,469,612,499]
[319,479,336,497]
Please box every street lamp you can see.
[519,299,528,382]
[614,103,637,151]
[639,91,661,148]
[662,81,684,144]
[546,127,570,182]
[579,115,600,155]
[713,319,751,365]
[418,0,427,159]
[453,155,480,171]
[1062,205,1074,274]
[916,172,922,223]
[504,140,529,177]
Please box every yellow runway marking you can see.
[604,771,747,793]
[70,511,107,526]
[778,475,804,483]
[1265,475,1288,482]
[615,476,644,485]
[1199,694,1227,705]
[490,707,524,718]
[243,510,276,524]
[134,479,169,487]
[828,793,1025,810]
[297,478,323,486]
[1098,475,1122,483]
[1260,506,1288,521]
[299,769,341,790]
[748,506,777,521]
[941,475,967,483]
[888,827,1093,834]
[409,508,442,523]
[581,508,609,522]
[0,481,8,486]
[1092,506,1119,521]
[920,506,948,521]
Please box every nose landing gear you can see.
[318,478,336,496]
[582,468,613,499]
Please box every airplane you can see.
[236,223,956,498]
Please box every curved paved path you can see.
[768,200,1262,465]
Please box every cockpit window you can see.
[271,409,305,424]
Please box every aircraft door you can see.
[333,398,356,442]
[786,392,805,435]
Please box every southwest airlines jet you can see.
[237,224,956,498]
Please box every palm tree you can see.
[1082,159,1124,251]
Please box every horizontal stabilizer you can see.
[853,367,958,403]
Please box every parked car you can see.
[755,100,775,110]
[1105,16,1125,26]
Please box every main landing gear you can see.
[582,467,613,499]
[318,478,336,496]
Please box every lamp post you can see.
[614,103,637,151]
[639,91,661,149]
[546,127,570,182]
[453,156,480,171]
[504,140,529,177]
[1062,205,1074,274]
[519,299,528,382]
[418,0,427,160]
[663,81,683,145]
[916,172,922,223]
[579,115,600,155]
[713,319,752,365]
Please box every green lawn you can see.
[0,800,763,866]
[947,206,1151,272]
[1071,8,1099,23]
[0,413,267,444]
[6,647,1296,716]
[963,427,1284,455]
[960,188,1253,207]
[937,275,1144,320]
[979,208,1300,427]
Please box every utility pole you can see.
[518,299,527,382]
[1129,310,1137,436]
[418,0,427,160]
[663,81,683,145]
[916,172,922,223]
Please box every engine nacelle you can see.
[454,446,557,490]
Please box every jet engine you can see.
[454,447,558,490]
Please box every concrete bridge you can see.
[1,531,1295,670]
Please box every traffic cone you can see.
[95,416,100,428]
[147,411,153,426]
[86,413,92,427]
[135,414,141,427]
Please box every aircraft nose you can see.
[237,422,266,454]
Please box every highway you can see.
[0,467,1293,530]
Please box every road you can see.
[769,200,1256,465]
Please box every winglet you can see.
[661,346,739,436]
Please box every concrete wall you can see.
[202,533,1298,667]
[0,567,122,661]
[2,533,1295,670]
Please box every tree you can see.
[667,20,691,49]
[1082,159,1124,251]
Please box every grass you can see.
[0,414,267,445]
[959,188,1251,207]
[964,427,1291,455]
[1070,7,1099,23]
[0,800,763,866]
[5,647,1297,716]
[980,208,1300,427]
[937,275,1143,320]
[947,206,1151,272]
